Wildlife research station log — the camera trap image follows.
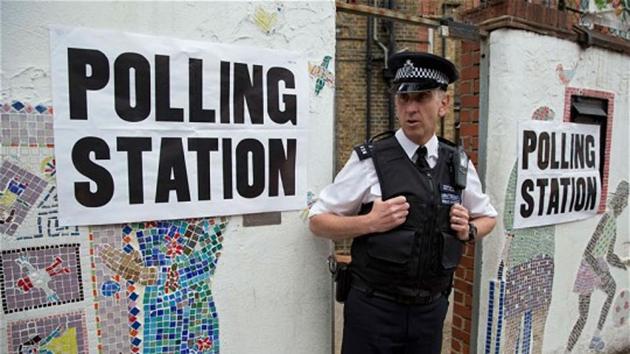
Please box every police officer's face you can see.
[396,89,449,146]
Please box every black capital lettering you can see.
[520,179,535,218]
[586,176,598,210]
[220,61,231,124]
[236,139,265,198]
[114,53,151,122]
[155,55,184,122]
[188,138,219,201]
[538,132,550,170]
[222,139,233,199]
[547,178,559,215]
[117,137,152,204]
[267,67,297,125]
[72,137,113,207]
[585,135,596,168]
[189,58,215,123]
[68,48,109,120]
[233,63,263,124]
[522,130,537,170]
[269,139,296,196]
[536,178,549,216]
[155,138,191,203]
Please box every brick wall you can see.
[335,0,432,253]
[335,3,478,354]
[451,39,481,354]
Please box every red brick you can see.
[461,95,479,108]
[460,66,480,80]
[453,314,463,328]
[459,80,473,95]
[452,327,470,344]
[452,338,462,351]
[459,254,474,268]
[459,123,478,137]
[454,290,464,304]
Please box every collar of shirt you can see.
[395,129,439,166]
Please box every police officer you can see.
[309,51,497,354]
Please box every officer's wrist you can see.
[466,222,478,243]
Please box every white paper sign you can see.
[514,120,601,229]
[50,27,309,226]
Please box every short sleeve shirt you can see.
[309,130,497,219]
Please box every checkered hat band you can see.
[394,66,448,85]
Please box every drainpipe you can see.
[440,2,448,137]
[371,0,390,134]
[386,0,396,130]
[366,14,373,141]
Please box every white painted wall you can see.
[479,29,630,353]
[1,1,335,353]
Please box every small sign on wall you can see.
[50,27,309,226]
[514,120,601,229]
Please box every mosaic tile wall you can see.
[0,101,230,353]
[483,103,630,353]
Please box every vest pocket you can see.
[367,228,415,267]
[441,232,464,270]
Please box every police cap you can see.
[388,51,458,94]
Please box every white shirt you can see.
[309,129,497,219]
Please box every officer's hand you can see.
[450,203,470,241]
[368,196,409,233]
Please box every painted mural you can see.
[0,102,230,353]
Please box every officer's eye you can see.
[398,93,410,102]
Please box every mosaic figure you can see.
[100,218,228,353]
[15,255,70,303]
[0,160,48,236]
[485,107,555,354]
[566,180,629,352]
[502,164,555,354]
[308,56,335,96]
[8,311,88,354]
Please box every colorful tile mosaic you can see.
[6,311,88,354]
[1,112,54,148]
[612,289,630,327]
[566,180,629,352]
[309,56,335,96]
[0,244,84,314]
[1,101,52,115]
[92,218,228,353]
[0,160,48,236]
[484,107,560,354]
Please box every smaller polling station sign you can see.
[514,120,601,229]
[50,27,309,226]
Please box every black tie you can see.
[416,146,429,170]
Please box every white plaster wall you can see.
[1,1,335,353]
[479,29,630,353]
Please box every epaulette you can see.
[354,142,373,160]
[437,136,457,150]
[354,131,396,160]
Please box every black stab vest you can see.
[350,135,465,297]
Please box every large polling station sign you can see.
[50,27,309,226]
[514,120,601,229]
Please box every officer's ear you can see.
[438,90,450,118]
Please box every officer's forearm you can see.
[309,213,375,241]
[469,216,496,241]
